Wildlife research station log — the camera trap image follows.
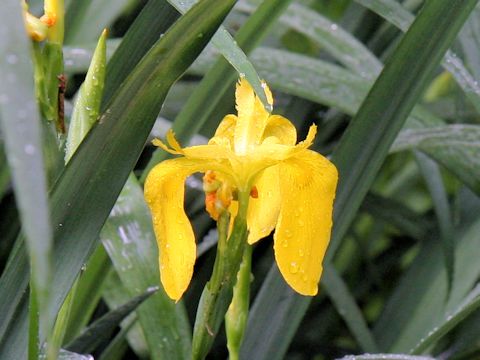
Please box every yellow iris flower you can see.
[144,78,338,301]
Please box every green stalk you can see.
[28,283,39,360]
[226,245,252,360]
[192,191,250,360]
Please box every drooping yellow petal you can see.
[262,115,297,146]
[247,165,281,244]
[233,79,269,154]
[273,150,338,296]
[144,157,229,300]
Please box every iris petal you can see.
[273,150,338,296]
[214,114,237,144]
[144,157,231,300]
[262,115,297,146]
[233,79,269,154]
[247,165,281,244]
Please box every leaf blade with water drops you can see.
[0,0,53,346]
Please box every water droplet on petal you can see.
[289,262,299,274]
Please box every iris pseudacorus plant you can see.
[144,78,338,301]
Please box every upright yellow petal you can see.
[214,114,237,144]
[262,115,297,146]
[273,150,338,296]
[247,165,281,244]
[233,79,269,154]
[144,157,230,300]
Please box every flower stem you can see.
[192,191,250,360]
[226,244,252,360]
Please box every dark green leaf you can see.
[239,0,382,77]
[354,0,480,114]
[0,0,53,339]
[102,271,150,358]
[168,0,270,107]
[374,218,480,352]
[415,152,455,291]
[362,193,431,241]
[102,0,179,107]
[65,287,157,354]
[322,265,379,352]
[63,246,112,344]
[392,125,480,193]
[411,283,480,354]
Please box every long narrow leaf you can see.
[322,265,379,352]
[411,283,480,354]
[354,0,480,114]
[168,0,269,106]
[239,0,382,77]
[102,0,179,106]
[65,287,158,354]
[0,0,53,338]
[415,152,454,290]
[392,125,480,193]
[374,218,480,351]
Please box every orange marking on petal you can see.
[40,13,56,27]
[205,192,219,220]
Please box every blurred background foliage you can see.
[1,0,480,359]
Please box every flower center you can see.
[203,170,258,220]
